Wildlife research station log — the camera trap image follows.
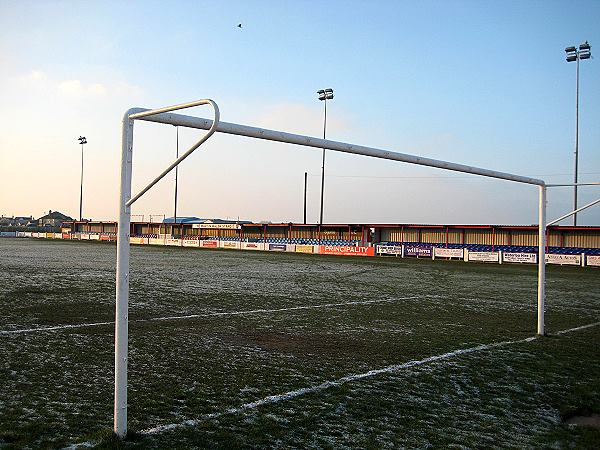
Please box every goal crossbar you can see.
[115,99,548,438]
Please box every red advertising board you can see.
[319,245,375,257]
[202,240,218,248]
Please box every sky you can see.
[1,0,599,225]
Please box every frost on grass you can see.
[0,239,599,448]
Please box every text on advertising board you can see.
[377,245,403,255]
[545,254,581,265]
[434,247,464,258]
[467,251,499,262]
[319,245,375,257]
[404,245,432,257]
[269,244,287,251]
[503,252,537,264]
[192,223,241,229]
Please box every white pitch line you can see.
[143,320,600,436]
[554,321,600,335]
[145,297,416,323]
[0,297,413,335]
[0,321,114,335]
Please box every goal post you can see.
[115,99,548,438]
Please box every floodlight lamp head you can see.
[78,136,87,144]
[565,46,577,53]
[579,41,590,51]
[566,54,577,62]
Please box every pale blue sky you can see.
[1,0,599,225]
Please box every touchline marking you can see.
[0,297,413,335]
[143,320,600,436]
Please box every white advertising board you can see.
[53,233,63,239]
[220,241,240,249]
[586,255,600,267]
[468,251,499,262]
[192,223,241,229]
[81,233,90,240]
[503,252,537,264]
[545,254,581,266]
[149,238,165,246]
[182,239,200,247]
[90,234,100,240]
[434,247,463,258]
[242,242,264,251]
[377,245,403,255]
[286,244,296,252]
[166,238,182,246]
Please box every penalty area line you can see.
[0,297,415,335]
[143,320,600,436]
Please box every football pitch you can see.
[1,238,599,448]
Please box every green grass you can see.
[0,238,599,448]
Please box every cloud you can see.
[16,69,141,100]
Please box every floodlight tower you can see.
[78,136,87,221]
[317,88,334,224]
[565,41,592,225]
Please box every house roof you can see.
[39,211,73,221]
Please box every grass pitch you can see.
[0,238,599,448]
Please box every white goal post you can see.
[114,99,548,438]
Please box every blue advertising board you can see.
[269,243,287,251]
[404,245,432,257]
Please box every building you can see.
[38,211,73,228]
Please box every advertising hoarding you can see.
[377,245,403,255]
[434,247,463,258]
[269,243,286,251]
[503,252,537,264]
[587,255,600,267]
[404,245,432,257]
[545,254,581,266]
[319,245,375,257]
[467,251,499,262]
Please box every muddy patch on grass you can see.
[565,413,600,429]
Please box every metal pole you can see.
[135,110,543,186]
[574,56,580,225]
[303,171,307,224]
[547,195,600,226]
[114,112,134,438]
[79,143,84,221]
[537,185,546,336]
[319,99,327,224]
[174,127,179,234]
